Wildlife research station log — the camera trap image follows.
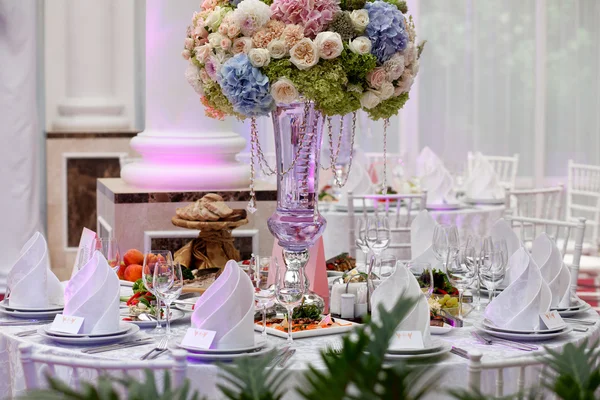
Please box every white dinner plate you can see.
[426,203,463,211]
[0,299,63,312]
[0,307,62,319]
[430,324,454,335]
[175,303,194,313]
[119,280,134,287]
[384,342,452,360]
[387,338,446,354]
[178,339,267,354]
[464,198,505,205]
[557,302,591,317]
[42,322,131,338]
[255,317,357,339]
[482,319,567,334]
[182,343,275,362]
[551,299,587,311]
[120,309,187,328]
[37,324,140,345]
[475,323,572,341]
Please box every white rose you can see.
[267,39,288,59]
[271,77,298,104]
[248,48,271,68]
[289,38,319,70]
[185,63,204,95]
[348,37,372,55]
[205,6,228,32]
[194,44,212,64]
[373,81,394,100]
[383,54,405,81]
[232,37,253,54]
[184,38,194,50]
[360,90,381,109]
[208,33,227,49]
[350,10,369,33]
[314,31,343,60]
[181,49,191,60]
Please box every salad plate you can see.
[387,338,446,354]
[120,308,187,327]
[430,324,453,335]
[474,323,572,341]
[255,316,357,339]
[557,302,591,317]
[0,299,63,312]
[384,342,452,360]
[178,339,267,354]
[42,322,131,338]
[482,319,566,334]
[37,324,140,345]
[181,343,275,362]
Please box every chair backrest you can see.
[363,152,404,186]
[505,215,586,300]
[347,191,427,260]
[505,185,564,220]
[467,350,550,398]
[467,152,519,190]
[19,344,188,391]
[567,160,600,248]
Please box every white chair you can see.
[19,344,188,391]
[467,350,551,398]
[363,152,404,187]
[567,160,600,253]
[467,152,519,190]
[505,215,586,302]
[504,185,564,220]
[347,191,427,261]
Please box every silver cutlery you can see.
[572,326,588,333]
[83,338,155,354]
[15,329,39,337]
[450,346,469,359]
[148,348,169,360]
[563,318,596,326]
[140,336,168,360]
[326,342,343,354]
[268,346,291,367]
[81,337,153,353]
[472,332,538,352]
[278,348,296,367]
[0,320,45,326]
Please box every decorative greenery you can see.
[202,79,242,120]
[340,0,367,11]
[338,46,378,85]
[370,0,408,14]
[366,92,409,120]
[327,12,356,42]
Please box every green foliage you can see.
[340,0,367,11]
[368,0,408,13]
[259,0,273,5]
[217,350,290,400]
[338,46,378,85]
[327,12,356,42]
[203,79,245,120]
[20,370,202,400]
[297,296,442,400]
[366,92,409,120]
[263,59,361,116]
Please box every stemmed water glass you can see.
[432,224,460,272]
[153,261,183,337]
[254,256,275,338]
[480,237,507,302]
[355,217,370,265]
[143,250,173,333]
[366,215,391,274]
[407,262,434,298]
[448,244,478,318]
[94,237,121,272]
[379,254,398,279]
[274,259,306,345]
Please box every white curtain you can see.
[0,0,43,292]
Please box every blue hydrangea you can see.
[218,54,274,117]
[364,1,409,64]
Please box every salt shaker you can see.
[340,293,355,319]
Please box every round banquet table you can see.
[0,305,598,400]
[321,204,506,259]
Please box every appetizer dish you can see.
[255,304,351,333]
[326,253,356,273]
[318,185,338,202]
[417,268,459,296]
[120,279,162,321]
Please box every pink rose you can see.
[227,24,241,38]
[366,67,387,89]
[281,24,304,49]
[220,37,232,51]
[218,24,228,35]
[184,38,194,50]
[194,25,208,39]
[194,44,213,64]
[181,49,191,60]
[232,37,253,54]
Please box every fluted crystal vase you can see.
[267,102,326,311]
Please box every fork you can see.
[472,332,537,352]
[326,342,343,354]
[140,336,168,360]
[16,329,39,337]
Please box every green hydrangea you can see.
[327,12,355,42]
[340,0,367,11]
[263,59,361,116]
[259,0,273,5]
[203,79,245,119]
[338,46,377,85]
[367,0,407,13]
[366,92,409,120]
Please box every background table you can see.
[0,305,597,400]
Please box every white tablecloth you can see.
[0,305,598,399]
[321,204,506,259]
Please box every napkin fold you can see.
[371,263,431,348]
[63,251,120,334]
[416,147,456,206]
[409,210,441,269]
[7,232,64,309]
[531,233,571,308]
[191,260,255,349]
[464,153,505,199]
[484,247,552,330]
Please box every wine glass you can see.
[407,262,434,298]
[366,215,391,273]
[355,217,370,265]
[480,239,506,302]
[94,237,121,272]
[448,245,478,318]
[274,259,306,345]
[379,254,397,279]
[153,261,183,337]
[143,250,173,333]
[254,256,275,338]
[432,224,460,271]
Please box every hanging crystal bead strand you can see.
[247,117,259,214]
[332,111,357,188]
[381,118,390,195]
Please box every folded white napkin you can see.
[191,260,254,349]
[371,263,431,348]
[464,153,505,199]
[409,210,441,269]
[416,147,455,205]
[7,232,64,309]
[484,247,552,330]
[531,233,571,308]
[63,251,120,334]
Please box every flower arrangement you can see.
[183,0,423,120]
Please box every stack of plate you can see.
[551,299,591,317]
[177,340,273,362]
[475,319,572,341]
[384,338,452,360]
[0,299,63,319]
[37,323,141,345]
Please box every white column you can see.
[534,0,547,186]
[121,0,249,190]
[51,0,129,131]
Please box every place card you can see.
[181,328,217,350]
[50,314,84,334]
[539,311,566,330]
[390,330,424,350]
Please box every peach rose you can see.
[232,37,253,54]
[314,31,343,60]
[289,38,318,70]
[267,39,287,59]
[271,78,298,104]
[281,24,304,49]
[366,66,387,89]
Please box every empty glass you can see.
[142,250,173,333]
[407,262,434,298]
[94,237,121,272]
[432,224,460,271]
[480,238,506,302]
[366,215,391,274]
[153,261,183,337]
[355,217,370,265]
[254,255,275,338]
[274,259,306,345]
[379,254,398,279]
[448,245,478,318]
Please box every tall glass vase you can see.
[267,102,326,310]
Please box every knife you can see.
[268,346,291,367]
[81,337,154,354]
[278,349,296,367]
